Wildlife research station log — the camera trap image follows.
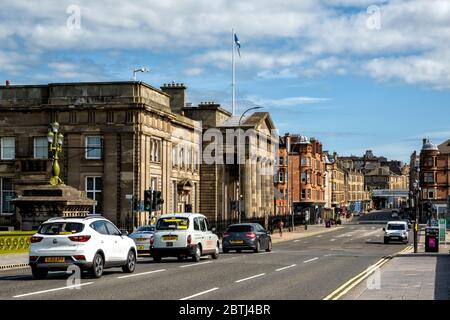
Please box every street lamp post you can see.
[132,67,150,81]
[47,122,64,186]
[238,106,262,224]
[412,178,421,253]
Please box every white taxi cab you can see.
[150,213,220,262]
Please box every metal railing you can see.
[0,231,36,254]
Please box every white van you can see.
[383,221,409,244]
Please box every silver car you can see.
[129,225,155,254]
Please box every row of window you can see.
[301,188,324,201]
[172,145,199,170]
[0,136,103,160]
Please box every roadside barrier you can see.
[0,231,36,254]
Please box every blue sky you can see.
[1,0,450,162]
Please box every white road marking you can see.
[275,264,296,272]
[13,282,94,298]
[117,269,166,279]
[303,257,319,263]
[293,240,301,242]
[235,273,266,283]
[179,261,213,268]
[316,235,323,238]
[330,239,336,242]
[179,287,219,300]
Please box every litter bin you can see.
[425,227,439,253]
[325,220,331,228]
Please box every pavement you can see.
[0,253,28,270]
[270,224,344,244]
[341,220,450,300]
[0,221,407,300]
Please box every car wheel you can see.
[192,245,201,262]
[122,250,136,273]
[91,253,104,278]
[211,243,219,259]
[236,249,241,253]
[31,267,48,280]
[153,254,162,263]
[253,241,260,253]
[384,238,389,244]
[177,255,184,261]
[265,240,272,252]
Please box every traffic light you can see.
[154,191,164,210]
[144,190,152,211]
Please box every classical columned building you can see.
[0,81,200,229]
[184,104,277,227]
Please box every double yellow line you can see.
[323,257,390,300]
[323,245,413,300]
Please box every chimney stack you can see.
[160,82,187,115]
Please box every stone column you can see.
[244,158,252,220]
[251,157,257,218]
[256,158,262,218]
[265,161,272,215]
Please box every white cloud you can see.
[364,51,450,89]
[183,68,204,77]
[1,0,450,88]
[246,95,330,107]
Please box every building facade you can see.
[184,103,277,228]
[419,138,450,222]
[328,155,347,218]
[0,81,201,229]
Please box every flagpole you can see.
[232,28,236,116]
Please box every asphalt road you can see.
[0,214,408,300]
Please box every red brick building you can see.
[275,134,326,223]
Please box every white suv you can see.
[150,213,220,262]
[29,216,137,279]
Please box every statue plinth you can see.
[12,185,97,231]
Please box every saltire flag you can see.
[234,33,241,57]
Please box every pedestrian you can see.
[278,220,284,237]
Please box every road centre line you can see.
[179,261,213,268]
[179,287,219,300]
[275,264,296,272]
[303,257,319,263]
[235,273,266,283]
[117,269,166,279]
[13,282,94,298]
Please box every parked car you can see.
[150,213,219,262]
[222,223,272,253]
[129,225,155,254]
[391,209,399,218]
[383,221,409,244]
[29,215,137,279]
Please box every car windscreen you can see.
[156,217,189,230]
[387,224,405,230]
[38,222,84,235]
[137,226,155,232]
[227,225,253,232]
